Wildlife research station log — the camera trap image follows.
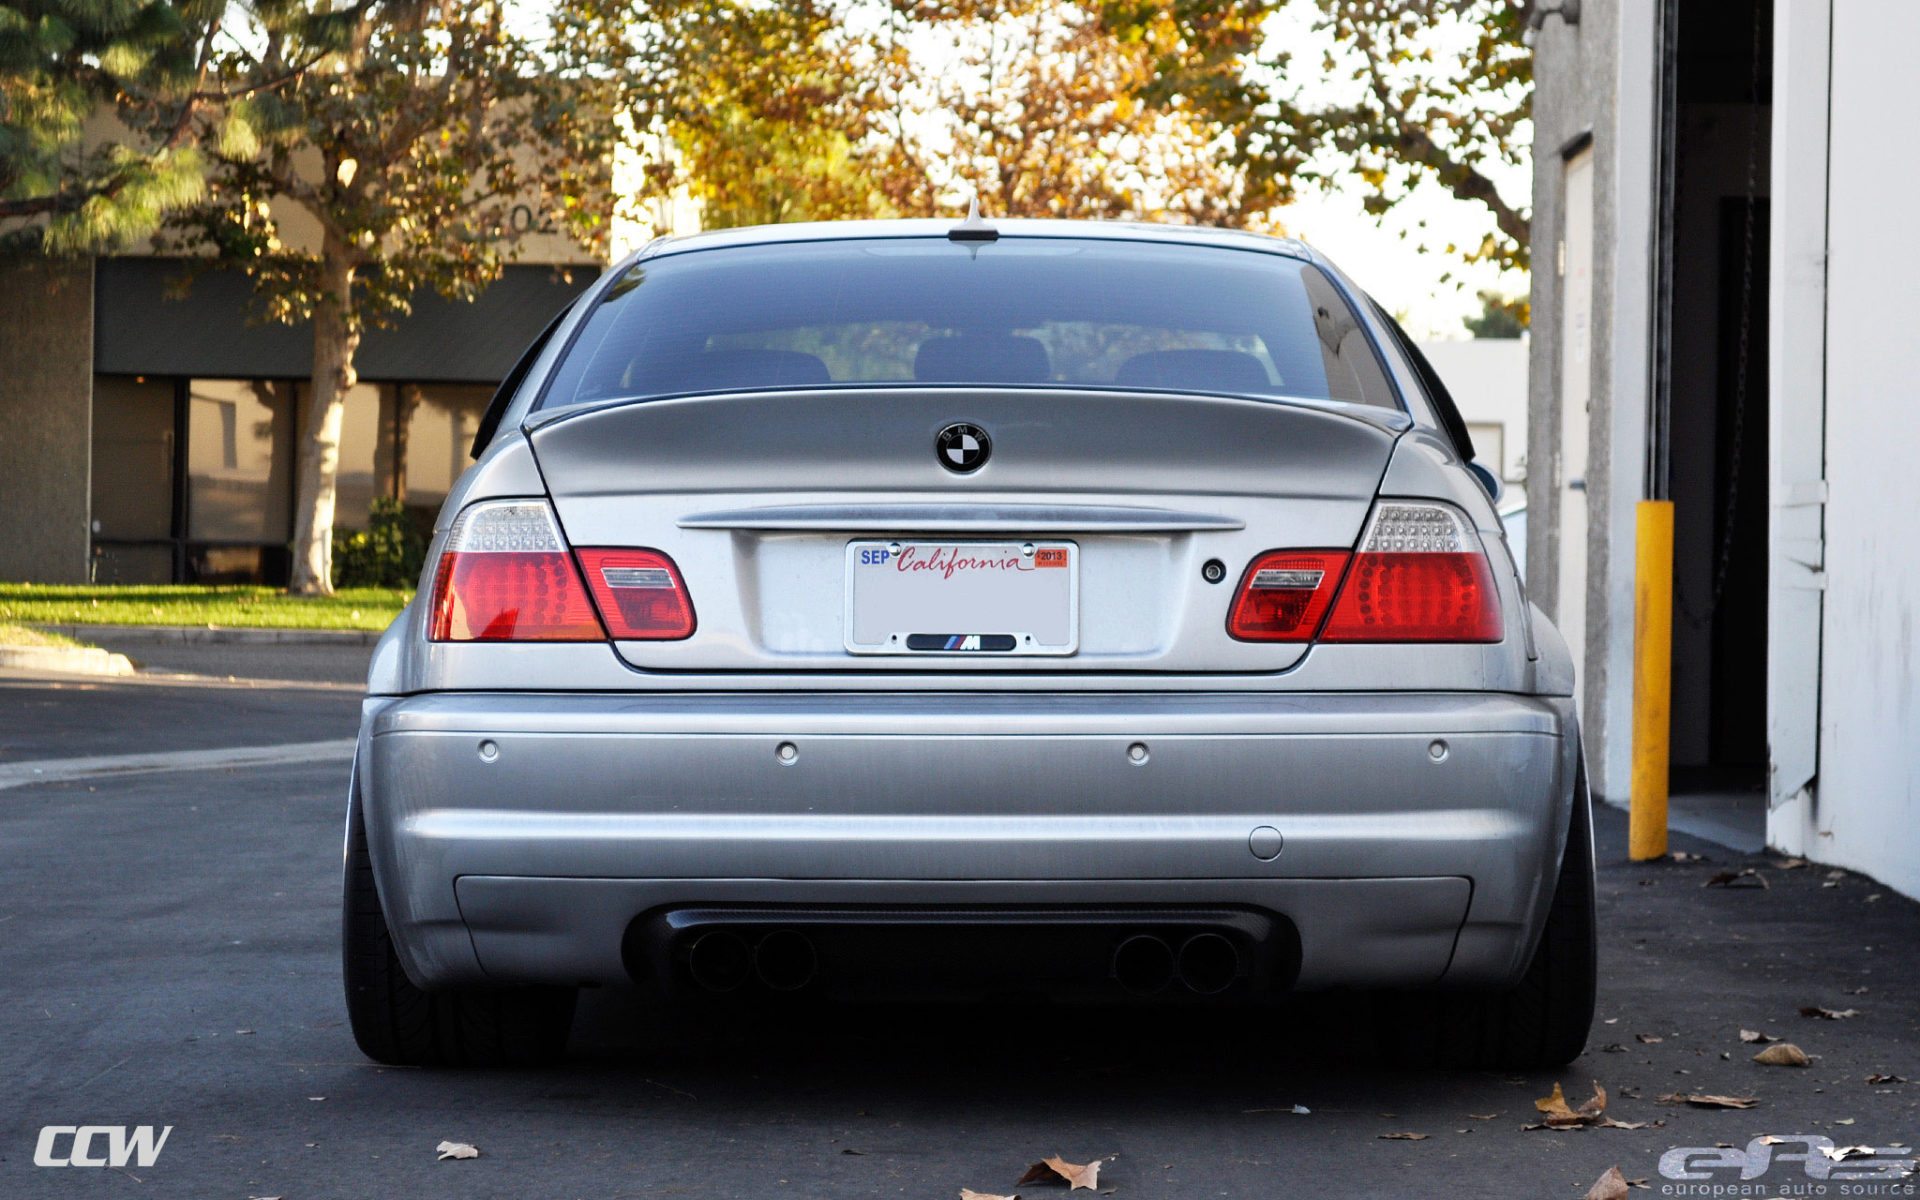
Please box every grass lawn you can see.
[0,621,87,648]
[0,584,412,632]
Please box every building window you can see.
[399,385,491,534]
[92,374,484,585]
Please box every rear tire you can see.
[342,774,575,1067]
[1397,754,1597,1069]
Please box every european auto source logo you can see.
[34,1125,171,1169]
[1659,1134,1915,1194]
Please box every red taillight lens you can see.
[575,547,696,640]
[1320,503,1504,642]
[428,551,604,641]
[1227,550,1350,641]
[427,500,605,642]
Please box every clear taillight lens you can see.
[575,547,696,640]
[1320,502,1504,643]
[427,500,605,642]
[1227,550,1351,641]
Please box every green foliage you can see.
[0,0,220,253]
[1464,289,1529,338]
[331,497,427,590]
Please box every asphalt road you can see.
[2,671,1917,1199]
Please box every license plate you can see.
[844,540,1078,655]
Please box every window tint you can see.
[536,239,1398,410]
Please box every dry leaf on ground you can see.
[1669,851,1707,863]
[1017,1157,1099,1191]
[961,1190,1018,1200]
[1866,1074,1907,1085]
[1754,1043,1812,1067]
[1739,1029,1777,1043]
[1822,1145,1879,1162]
[1636,1033,1664,1044]
[1773,857,1809,869]
[1467,1113,1499,1121]
[1533,1080,1611,1129]
[1584,1166,1631,1200]
[1801,1006,1861,1020]
[1377,1132,1429,1141]
[1660,1093,1759,1109]
[1704,869,1769,889]
[435,1140,480,1161]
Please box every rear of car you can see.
[343,221,1591,1069]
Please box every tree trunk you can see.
[289,235,361,595]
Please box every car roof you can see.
[634,217,1320,266]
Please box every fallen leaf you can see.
[1800,1006,1862,1020]
[1704,869,1769,889]
[1659,1093,1759,1110]
[1377,1132,1429,1141]
[1834,1118,1856,1125]
[1584,1166,1631,1200]
[1739,1029,1777,1043]
[841,1148,867,1156]
[1636,1033,1664,1044]
[1866,1074,1907,1085]
[1601,1043,1628,1053]
[235,1029,255,1035]
[1535,1080,1610,1128]
[1597,1118,1653,1130]
[1017,1157,1099,1191]
[1467,1113,1499,1121]
[961,1191,1018,1200]
[1773,857,1808,869]
[1754,1043,1812,1067]
[435,1141,480,1161]
[1822,1145,1878,1162]
[1669,851,1707,863]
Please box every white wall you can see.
[1791,0,1920,900]
[1416,338,1530,484]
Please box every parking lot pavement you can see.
[1,677,1917,1198]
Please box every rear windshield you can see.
[534,237,1399,411]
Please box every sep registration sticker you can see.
[843,540,1078,656]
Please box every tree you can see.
[173,0,613,594]
[1464,289,1527,337]
[0,0,219,252]
[1288,0,1533,270]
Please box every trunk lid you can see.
[527,388,1404,674]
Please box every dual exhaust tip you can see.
[1112,932,1243,996]
[686,929,818,993]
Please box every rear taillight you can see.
[1227,550,1350,641]
[575,547,696,639]
[1320,502,1503,642]
[428,500,604,642]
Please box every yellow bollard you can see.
[1630,500,1674,861]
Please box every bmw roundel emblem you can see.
[936,423,991,473]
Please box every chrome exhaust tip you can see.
[1112,934,1177,995]
[753,929,819,991]
[686,930,754,992]
[1176,932,1241,995]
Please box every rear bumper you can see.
[358,691,1578,994]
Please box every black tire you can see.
[1395,754,1598,1069]
[342,774,575,1067]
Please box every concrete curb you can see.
[34,623,383,646]
[0,643,137,677]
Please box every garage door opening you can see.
[1652,0,1772,848]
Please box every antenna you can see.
[948,192,998,242]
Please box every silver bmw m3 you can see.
[344,217,1593,1068]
